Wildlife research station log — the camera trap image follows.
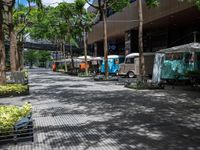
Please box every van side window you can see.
[115,59,119,64]
[196,53,200,61]
[125,58,134,64]
[185,53,192,63]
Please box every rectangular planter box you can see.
[0,119,34,145]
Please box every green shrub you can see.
[78,72,93,77]
[21,69,29,79]
[0,103,32,134]
[0,84,28,96]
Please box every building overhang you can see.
[88,0,196,44]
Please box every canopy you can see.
[107,55,124,59]
[157,43,200,53]
[92,57,102,61]
[54,58,82,63]
[78,56,93,61]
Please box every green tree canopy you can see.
[24,50,51,68]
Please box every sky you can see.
[18,0,90,8]
[42,0,75,6]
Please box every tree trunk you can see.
[17,41,24,70]
[0,1,6,85]
[62,40,68,72]
[102,7,109,79]
[138,0,145,77]
[8,6,18,72]
[83,28,88,76]
[15,40,20,70]
[70,43,74,72]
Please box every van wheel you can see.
[127,71,135,78]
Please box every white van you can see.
[118,53,155,78]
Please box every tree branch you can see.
[107,0,118,9]
[85,0,100,9]
[3,22,9,27]
[17,1,32,36]
[17,24,26,36]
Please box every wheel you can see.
[127,71,135,78]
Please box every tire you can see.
[127,71,135,78]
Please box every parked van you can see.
[118,53,155,78]
[101,55,125,75]
[152,43,200,84]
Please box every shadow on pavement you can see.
[1,69,200,150]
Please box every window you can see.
[115,59,119,64]
[125,58,135,64]
[174,53,183,60]
[196,53,200,61]
[185,53,192,63]
[165,53,183,60]
[165,53,172,60]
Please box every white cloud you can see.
[42,0,89,8]
[85,3,89,9]
[42,0,75,7]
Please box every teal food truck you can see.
[152,43,200,85]
[101,55,125,75]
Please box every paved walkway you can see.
[1,69,200,150]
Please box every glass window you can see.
[174,53,183,60]
[196,54,200,61]
[165,53,172,60]
[115,59,119,64]
[185,53,192,63]
[125,58,135,64]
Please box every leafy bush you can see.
[21,69,29,79]
[62,64,65,70]
[0,103,32,134]
[78,71,93,77]
[125,78,163,90]
[125,80,149,89]
[0,84,28,96]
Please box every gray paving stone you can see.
[0,69,200,150]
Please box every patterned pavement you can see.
[0,69,200,150]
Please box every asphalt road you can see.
[1,69,200,150]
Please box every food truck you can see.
[101,55,125,75]
[53,58,81,73]
[118,53,155,78]
[78,56,93,72]
[152,43,200,85]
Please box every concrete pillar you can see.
[125,31,131,56]
[94,43,98,57]
[131,30,139,53]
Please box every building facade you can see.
[88,0,200,56]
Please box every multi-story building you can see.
[88,0,200,56]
